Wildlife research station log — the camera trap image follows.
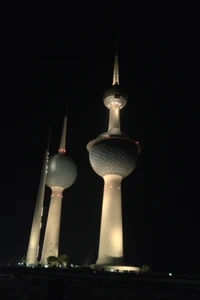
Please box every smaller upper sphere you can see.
[103,84,127,109]
[46,154,77,189]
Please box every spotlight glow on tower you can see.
[87,54,141,272]
[40,117,77,265]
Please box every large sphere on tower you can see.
[88,137,138,178]
[46,154,77,189]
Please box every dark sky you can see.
[2,3,198,274]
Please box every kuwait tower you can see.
[87,55,141,272]
[40,117,77,265]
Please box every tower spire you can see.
[58,116,67,154]
[112,54,119,86]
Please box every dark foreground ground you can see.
[0,265,200,299]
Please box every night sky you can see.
[3,4,199,274]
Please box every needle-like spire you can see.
[112,35,120,86]
[58,116,67,154]
[112,55,119,86]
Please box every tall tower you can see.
[40,117,77,265]
[26,147,49,265]
[87,54,141,272]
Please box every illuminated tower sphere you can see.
[87,55,141,272]
[40,117,77,265]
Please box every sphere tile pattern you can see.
[89,139,138,178]
[46,154,77,189]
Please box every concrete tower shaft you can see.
[41,116,77,265]
[40,186,64,263]
[26,150,49,265]
[96,175,124,266]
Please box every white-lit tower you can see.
[26,137,50,265]
[87,55,141,271]
[40,117,77,265]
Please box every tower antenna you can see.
[112,36,120,86]
[59,116,67,153]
